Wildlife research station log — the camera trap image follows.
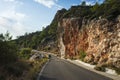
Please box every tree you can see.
[19,48,31,59]
[0,32,17,65]
[91,2,99,12]
[81,1,86,6]
[0,31,12,41]
[4,31,12,41]
[42,26,45,31]
[0,34,4,41]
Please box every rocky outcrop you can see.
[58,16,120,69]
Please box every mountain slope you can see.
[16,0,120,59]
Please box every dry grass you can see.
[0,58,48,80]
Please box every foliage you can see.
[0,58,48,80]
[15,0,120,52]
[0,31,12,41]
[16,31,41,49]
[81,1,86,6]
[23,58,48,80]
[63,6,92,18]
[19,48,32,59]
[114,67,120,74]
[15,9,66,50]
[91,0,120,20]
[4,61,29,77]
[0,32,48,79]
[94,66,106,72]
[63,0,120,20]
[0,32,17,65]
[79,50,86,61]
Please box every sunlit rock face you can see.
[58,18,83,58]
[58,17,120,68]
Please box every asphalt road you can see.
[38,56,112,80]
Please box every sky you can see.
[0,0,104,39]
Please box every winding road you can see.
[38,55,112,80]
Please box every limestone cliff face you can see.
[58,16,120,68]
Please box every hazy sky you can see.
[0,0,104,38]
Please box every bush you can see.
[79,50,86,61]
[114,67,120,74]
[0,75,5,80]
[4,60,30,77]
[4,64,23,77]
[94,66,106,72]
[0,32,18,65]
[19,48,32,59]
[0,41,18,65]
[23,58,48,80]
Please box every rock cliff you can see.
[58,16,120,69]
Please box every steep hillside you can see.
[15,8,67,53]
[58,17,120,72]
[57,0,120,73]
[16,0,120,59]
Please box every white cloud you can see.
[1,9,25,21]
[0,1,27,39]
[3,0,24,5]
[81,0,97,5]
[34,0,61,8]
[0,16,25,38]
[0,17,10,27]
[0,10,26,39]
[4,0,16,2]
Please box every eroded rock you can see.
[58,16,120,69]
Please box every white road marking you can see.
[37,60,49,80]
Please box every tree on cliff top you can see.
[81,1,86,6]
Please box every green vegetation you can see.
[63,0,120,20]
[114,67,120,74]
[14,0,120,52]
[0,32,48,80]
[19,48,32,59]
[0,0,120,79]
[79,50,86,61]
[0,32,17,65]
[0,57,48,80]
[16,21,58,50]
[23,58,48,80]
[16,31,42,49]
[15,0,120,51]
[15,8,66,51]
[91,0,120,20]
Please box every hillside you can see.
[15,8,67,53]
[16,0,120,52]
[0,0,120,79]
[57,0,120,74]
[15,0,120,73]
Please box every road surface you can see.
[38,56,112,80]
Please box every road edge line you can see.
[63,59,120,80]
[37,59,49,80]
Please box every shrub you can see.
[114,67,120,74]
[3,60,29,77]
[19,48,32,59]
[0,41,18,65]
[79,50,86,61]
[94,66,106,72]
[0,75,5,80]
[4,64,23,77]
[0,32,18,65]
[23,58,48,80]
